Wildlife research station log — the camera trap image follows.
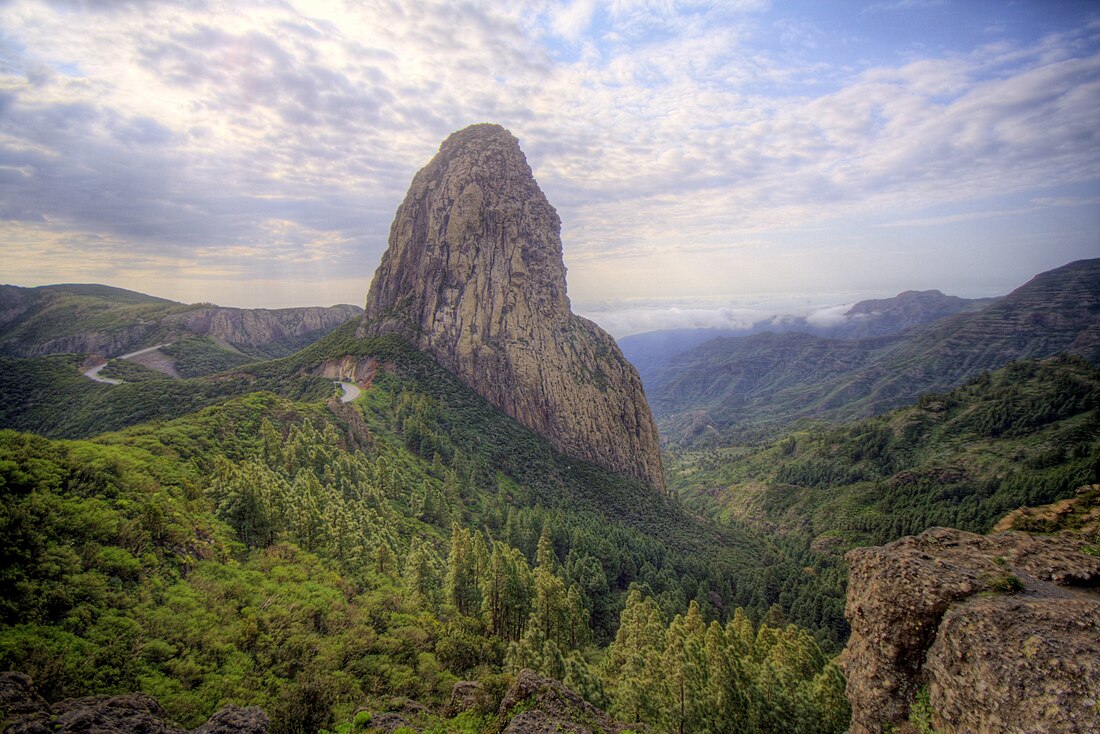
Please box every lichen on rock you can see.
[841,526,1100,734]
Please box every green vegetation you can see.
[0,284,188,355]
[98,358,175,383]
[1001,483,1100,546]
[670,356,1100,549]
[603,592,847,734]
[0,327,850,732]
[0,352,332,439]
[651,259,1100,446]
[160,335,258,377]
[907,686,939,734]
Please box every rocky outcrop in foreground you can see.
[359,123,664,489]
[497,669,629,734]
[841,527,1100,734]
[0,672,268,734]
[2,668,627,734]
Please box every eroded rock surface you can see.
[162,305,362,356]
[497,669,629,734]
[0,672,268,734]
[359,123,664,489]
[841,527,1100,734]
[926,596,1100,734]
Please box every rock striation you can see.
[841,527,1100,734]
[359,124,664,489]
[160,305,363,357]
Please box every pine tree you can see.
[404,537,443,612]
[603,588,667,726]
[661,601,709,734]
[445,523,482,617]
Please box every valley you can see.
[0,125,1097,734]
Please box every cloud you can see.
[862,0,946,14]
[575,292,867,337]
[551,0,597,41]
[805,304,852,328]
[0,0,1097,309]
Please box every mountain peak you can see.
[360,125,664,489]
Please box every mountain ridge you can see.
[619,288,996,385]
[0,283,362,361]
[650,258,1100,444]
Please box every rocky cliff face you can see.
[161,304,363,356]
[359,124,664,489]
[841,527,1100,734]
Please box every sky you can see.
[1,0,1098,337]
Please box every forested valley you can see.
[1,330,849,733]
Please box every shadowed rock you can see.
[497,669,630,734]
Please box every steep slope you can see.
[652,258,1100,442]
[0,320,849,731]
[359,124,664,489]
[0,283,362,361]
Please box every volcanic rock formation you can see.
[359,123,664,489]
[841,527,1100,734]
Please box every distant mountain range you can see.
[619,288,995,385]
[645,258,1100,444]
[0,283,362,368]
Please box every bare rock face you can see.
[162,305,362,355]
[360,124,664,490]
[841,527,1100,734]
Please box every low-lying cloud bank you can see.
[576,296,862,339]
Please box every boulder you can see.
[841,527,1100,734]
[0,672,269,734]
[497,669,628,734]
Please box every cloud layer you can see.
[0,0,1098,314]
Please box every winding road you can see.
[82,343,175,385]
[335,381,361,403]
[83,349,364,407]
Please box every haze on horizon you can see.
[1,0,1098,338]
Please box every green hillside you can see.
[0,352,333,439]
[652,258,1100,445]
[669,355,1100,552]
[0,284,362,372]
[0,284,192,354]
[0,326,849,733]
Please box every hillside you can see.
[619,289,993,387]
[0,324,849,733]
[669,355,1100,551]
[651,259,1100,444]
[0,283,362,367]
